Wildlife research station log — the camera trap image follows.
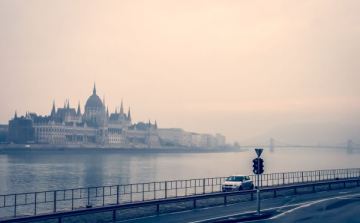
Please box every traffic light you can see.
[259,158,264,174]
[253,158,264,174]
[253,158,259,174]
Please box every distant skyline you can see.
[1,1,360,143]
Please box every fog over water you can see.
[0,148,359,194]
[1,1,360,143]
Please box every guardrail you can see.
[0,168,359,220]
[1,177,360,223]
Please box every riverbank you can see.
[0,145,242,154]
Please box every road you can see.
[117,187,360,223]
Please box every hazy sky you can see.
[0,0,359,143]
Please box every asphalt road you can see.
[117,187,360,223]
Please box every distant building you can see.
[190,133,202,147]
[216,133,226,146]
[159,128,225,149]
[0,125,8,143]
[158,128,185,146]
[6,84,227,149]
[7,113,35,144]
[7,84,160,148]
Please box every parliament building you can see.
[7,85,160,148]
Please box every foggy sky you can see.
[0,0,359,143]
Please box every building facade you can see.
[158,128,226,148]
[7,85,160,148]
[6,84,227,149]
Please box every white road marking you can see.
[187,193,360,223]
[186,201,317,223]
[118,189,360,223]
[269,193,360,220]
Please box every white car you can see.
[222,174,254,192]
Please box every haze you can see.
[0,0,359,143]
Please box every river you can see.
[0,147,359,195]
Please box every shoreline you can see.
[0,145,242,154]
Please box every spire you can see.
[64,100,66,108]
[77,101,81,115]
[67,99,70,109]
[51,100,56,116]
[14,110,17,119]
[148,119,151,125]
[120,98,124,114]
[93,82,96,94]
[127,107,131,119]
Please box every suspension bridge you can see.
[240,139,360,153]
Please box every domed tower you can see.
[84,83,106,126]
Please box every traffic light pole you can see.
[256,153,260,215]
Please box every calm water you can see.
[0,148,359,195]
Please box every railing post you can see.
[34,193,37,215]
[302,172,304,183]
[175,181,178,197]
[224,196,227,205]
[195,180,197,195]
[102,187,105,206]
[203,179,206,194]
[193,199,197,208]
[130,185,133,202]
[113,210,116,220]
[165,182,167,199]
[143,184,145,201]
[154,182,156,200]
[14,194,17,217]
[283,173,285,185]
[72,189,74,210]
[53,191,57,212]
[294,188,297,194]
[116,186,119,204]
[212,178,214,193]
[347,169,349,178]
[87,188,90,207]
[157,204,160,215]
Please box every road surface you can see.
[117,186,360,223]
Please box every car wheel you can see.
[250,184,254,189]
[238,186,243,191]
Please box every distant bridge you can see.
[240,139,360,153]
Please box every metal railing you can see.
[2,177,360,223]
[0,168,359,220]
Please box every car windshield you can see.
[226,176,244,182]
